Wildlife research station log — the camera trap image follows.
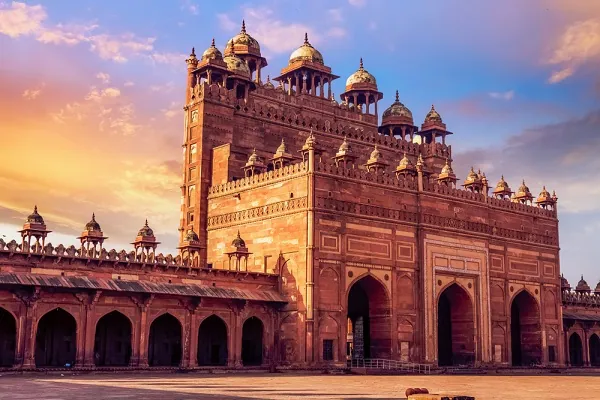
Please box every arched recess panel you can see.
[510,290,542,366]
[319,268,339,307]
[242,317,264,366]
[590,334,600,367]
[148,313,182,367]
[437,283,475,366]
[35,308,77,367]
[197,315,228,366]
[94,311,132,366]
[0,308,16,367]
[396,275,414,311]
[569,332,584,366]
[279,313,298,364]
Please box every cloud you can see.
[217,14,238,31]
[547,19,600,83]
[22,83,45,100]
[149,81,177,92]
[348,0,366,7]
[148,51,186,65]
[0,1,46,38]
[326,27,346,39]
[328,9,343,23]
[162,101,180,119]
[88,33,155,63]
[96,72,110,84]
[452,109,600,213]
[488,90,515,100]
[124,81,135,87]
[181,0,199,15]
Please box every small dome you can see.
[464,167,480,185]
[263,75,274,89]
[336,137,352,157]
[514,179,533,200]
[304,131,317,148]
[561,274,571,291]
[382,91,413,122]
[137,219,154,237]
[26,205,45,224]
[330,92,339,106]
[536,186,552,203]
[494,175,511,193]
[232,231,246,248]
[185,227,199,242]
[424,104,443,123]
[226,20,261,55]
[202,38,223,61]
[247,148,259,163]
[396,153,416,175]
[275,138,288,155]
[439,159,456,179]
[346,58,377,87]
[368,145,382,162]
[223,42,251,79]
[289,33,324,65]
[85,213,101,232]
[595,280,600,294]
[576,275,591,293]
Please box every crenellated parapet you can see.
[208,161,308,197]
[563,291,600,308]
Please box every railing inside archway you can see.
[347,358,432,375]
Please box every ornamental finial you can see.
[359,57,364,69]
[304,32,309,45]
[395,90,399,102]
[211,38,215,47]
[241,20,246,33]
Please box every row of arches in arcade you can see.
[0,308,264,368]
[568,332,600,367]
[345,275,590,366]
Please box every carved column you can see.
[180,298,200,368]
[132,294,154,367]
[77,291,102,368]
[230,300,245,367]
[14,288,41,369]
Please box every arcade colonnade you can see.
[0,293,275,369]
[344,275,548,367]
[564,325,600,367]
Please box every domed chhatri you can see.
[231,230,247,248]
[289,33,324,65]
[336,137,352,157]
[202,38,223,61]
[493,175,512,199]
[514,179,534,204]
[223,42,251,79]
[225,20,261,57]
[184,226,200,242]
[395,153,417,177]
[368,145,383,162]
[424,104,443,124]
[382,90,413,124]
[85,213,102,232]
[437,158,457,185]
[26,205,45,225]
[263,75,275,89]
[561,274,571,291]
[536,186,556,209]
[137,219,154,237]
[345,58,377,89]
[575,275,591,293]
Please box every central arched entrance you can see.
[94,311,132,366]
[0,308,16,367]
[241,317,263,366]
[35,308,77,367]
[148,313,182,367]
[347,275,391,359]
[197,315,228,366]
[437,283,475,366]
[569,333,584,366]
[590,334,600,367]
[510,290,542,366]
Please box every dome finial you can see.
[34,205,38,213]
[359,57,364,69]
[395,90,399,102]
[211,38,215,47]
[241,19,246,33]
[229,40,235,54]
[190,47,196,57]
[144,218,149,227]
[92,212,96,221]
[304,32,309,44]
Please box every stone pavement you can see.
[1,373,600,400]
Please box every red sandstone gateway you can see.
[0,21,597,371]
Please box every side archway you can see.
[35,308,77,367]
[148,313,182,367]
[0,308,16,367]
[94,311,132,366]
[241,316,264,366]
[590,334,600,367]
[437,283,475,366]
[510,290,542,366]
[197,315,228,366]
[347,274,391,359]
[569,332,584,366]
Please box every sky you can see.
[0,0,599,287]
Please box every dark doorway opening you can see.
[437,283,475,366]
[148,314,182,367]
[241,317,263,366]
[197,315,228,366]
[35,308,77,367]
[590,334,600,367]
[0,308,16,367]
[510,291,542,366]
[94,311,132,366]
[569,333,584,366]
[347,275,391,359]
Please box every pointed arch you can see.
[590,333,600,367]
[569,332,584,366]
[197,315,228,366]
[510,290,542,366]
[0,307,16,367]
[437,283,475,366]
[347,274,392,359]
[242,316,264,366]
[148,313,182,367]
[35,308,77,367]
[94,310,132,366]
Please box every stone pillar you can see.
[132,295,154,367]
[82,304,95,367]
[20,297,39,369]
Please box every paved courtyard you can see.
[1,373,600,399]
